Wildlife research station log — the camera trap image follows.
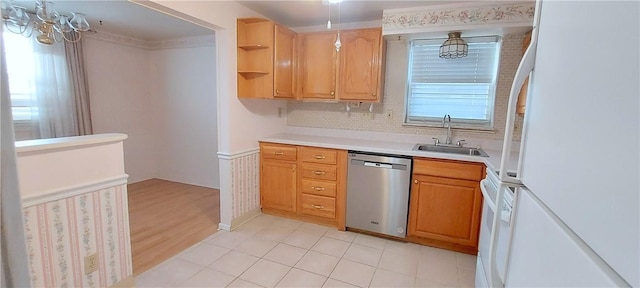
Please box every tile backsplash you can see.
[287,33,526,143]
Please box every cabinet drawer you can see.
[301,163,337,181]
[413,158,484,181]
[261,143,297,161]
[300,194,336,219]
[301,179,336,197]
[301,147,338,164]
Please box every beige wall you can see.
[287,33,526,142]
[149,41,220,189]
[85,34,220,188]
[84,36,156,183]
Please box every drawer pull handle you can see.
[274,152,284,155]
[312,187,326,191]
[311,205,325,209]
[313,171,326,175]
[314,155,326,159]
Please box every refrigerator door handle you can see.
[499,0,543,183]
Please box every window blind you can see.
[406,37,500,127]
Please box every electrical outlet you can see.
[85,253,98,274]
[514,123,521,133]
[385,110,393,120]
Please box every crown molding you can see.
[85,31,215,50]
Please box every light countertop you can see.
[261,133,518,172]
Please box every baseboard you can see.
[110,276,135,288]
[218,223,231,232]
[230,207,262,231]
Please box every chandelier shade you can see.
[1,0,91,45]
[439,32,468,59]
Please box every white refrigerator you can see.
[490,0,639,287]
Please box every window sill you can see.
[402,122,497,133]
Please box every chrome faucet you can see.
[442,114,452,145]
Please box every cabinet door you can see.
[261,160,297,212]
[298,32,338,99]
[274,24,296,99]
[338,28,383,102]
[408,174,483,247]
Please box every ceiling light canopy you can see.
[439,32,468,59]
[1,0,91,45]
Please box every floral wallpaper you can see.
[383,2,535,31]
[230,152,260,219]
[23,185,131,288]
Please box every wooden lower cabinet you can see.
[300,194,336,219]
[259,142,346,229]
[261,159,297,212]
[408,158,485,254]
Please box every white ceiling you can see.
[236,1,459,28]
[12,0,214,41]
[9,0,491,41]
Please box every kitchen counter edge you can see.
[260,133,510,172]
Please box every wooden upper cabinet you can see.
[516,29,532,114]
[297,32,338,100]
[238,20,384,102]
[274,24,296,99]
[338,28,384,102]
[237,18,296,99]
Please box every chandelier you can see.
[1,0,91,45]
[439,32,468,59]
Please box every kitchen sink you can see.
[413,144,489,157]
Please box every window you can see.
[3,31,39,122]
[405,36,501,129]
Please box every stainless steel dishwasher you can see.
[346,151,412,238]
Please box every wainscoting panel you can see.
[230,151,260,219]
[23,184,132,288]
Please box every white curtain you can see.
[32,37,78,138]
[1,28,32,287]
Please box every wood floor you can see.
[128,179,220,275]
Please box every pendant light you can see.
[334,1,341,51]
[326,3,331,29]
[439,32,468,59]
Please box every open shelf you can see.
[238,45,270,51]
[238,71,270,79]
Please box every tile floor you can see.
[135,214,477,288]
